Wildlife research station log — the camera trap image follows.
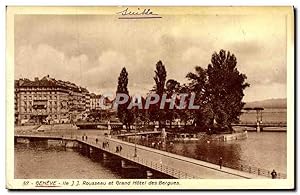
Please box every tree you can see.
[149,60,167,128]
[116,67,133,130]
[165,79,181,128]
[187,50,249,133]
[186,66,210,130]
[166,79,180,94]
[154,60,167,96]
[207,50,249,131]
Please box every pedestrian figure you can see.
[116,146,119,153]
[82,136,84,141]
[96,138,98,144]
[271,169,277,179]
[86,136,88,141]
[102,142,105,148]
[219,157,223,169]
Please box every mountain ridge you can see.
[245,98,287,109]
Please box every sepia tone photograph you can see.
[6,6,294,190]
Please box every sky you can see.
[14,13,287,102]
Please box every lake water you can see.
[14,142,121,179]
[168,132,286,173]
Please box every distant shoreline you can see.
[245,98,287,109]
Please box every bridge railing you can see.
[197,156,287,179]
[15,131,77,139]
[122,151,197,179]
[233,121,287,127]
[80,138,197,179]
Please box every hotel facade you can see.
[14,75,90,125]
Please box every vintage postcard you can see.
[6,6,295,190]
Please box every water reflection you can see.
[165,139,242,169]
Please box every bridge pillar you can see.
[256,122,261,132]
[90,148,103,161]
[83,145,89,156]
[121,160,126,168]
[80,144,90,156]
[121,160,139,169]
[103,152,109,160]
[64,140,78,148]
[89,147,93,156]
[146,170,153,179]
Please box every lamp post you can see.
[134,112,137,157]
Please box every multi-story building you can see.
[82,89,90,112]
[90,93,102,111]
[90,93,116,111]
[14,75,90,125]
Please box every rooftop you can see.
[15,75,89,93]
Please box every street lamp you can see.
[134,112,137,157]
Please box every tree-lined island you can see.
[115,49,249,134]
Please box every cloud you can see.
[14,14,287,101]
[15,44,90,87]
[84,50,129,90]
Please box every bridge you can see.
[233,121,287,127]
[76,120,286,133]
[15,132,286,179]
[232,121,287,132]
[115,131,162,138]
[75,122,123,130]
